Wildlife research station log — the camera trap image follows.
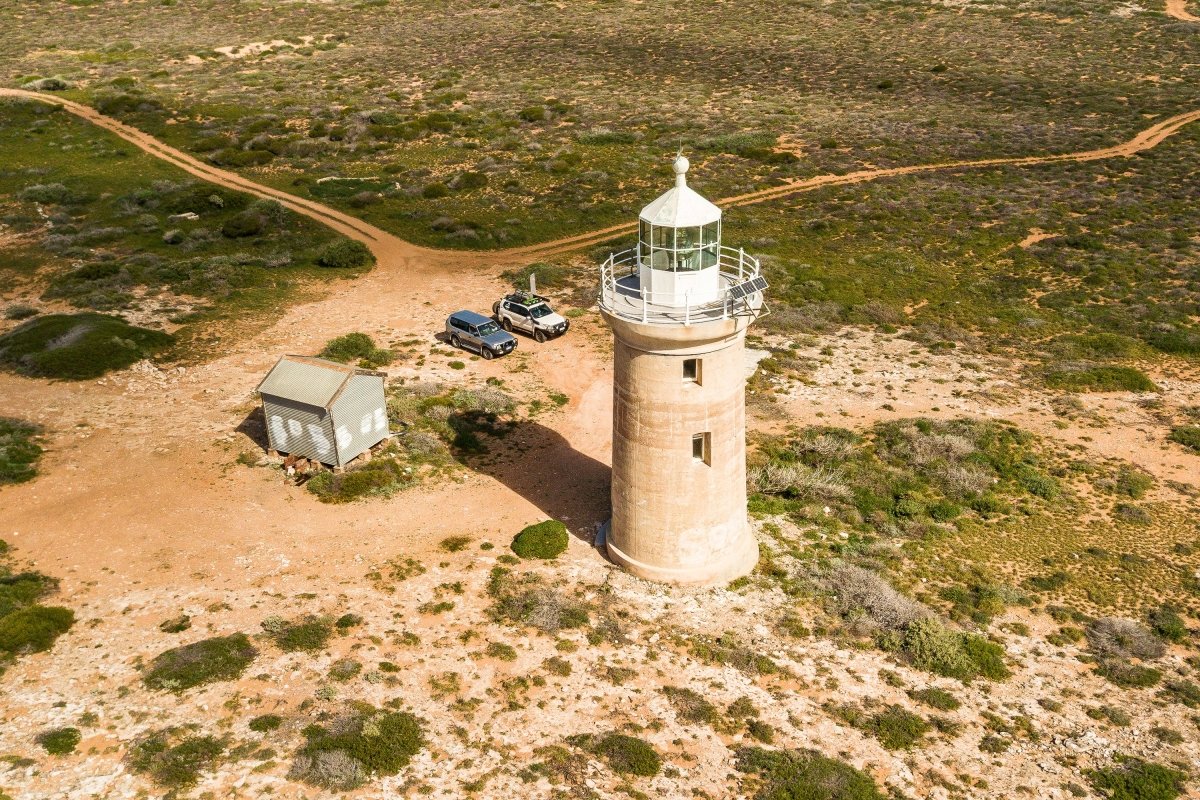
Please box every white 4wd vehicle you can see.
[492,292,569,343]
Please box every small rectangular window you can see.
[683,358,701,384]
[692,432,710,464]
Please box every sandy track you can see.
[4,89,1200,265]
[1166,0,1200,21]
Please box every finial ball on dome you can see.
[673,154,690,175]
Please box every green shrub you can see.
[269,616,333,652]
[0,571,56,617]
[908,687,960,711]
[1086,757,1187,800]
[0,313,172,380]
[661,686,721,726]
[318,332,392,367]
[307,459,411,503]
[1096,660,1162,689]
[439,536,471,553]
[898,617,1009,682]
[735,747,887,800]
[1168,426,1200,454]
[1161,679,1200,708]
[862,705,930,750]
[979,734,1011,753]
[1147,606,1187,643]
[36,727,81,755]
[316,239,374,269]
[518,105,546,122]
[158,614,191,633]
[486,641,517,661]
[290,707,423,790]
[220,210,265,238]
[0,418,42,485]
[143,633,258,692]
[127,731,224,789]
[0,605,74,654]
[249,714,283,733]
[1044,366,1157,393]
[1024,571,1069,592]
[569,732,660,777]
[335,612,363,629]
[511,520,569,559]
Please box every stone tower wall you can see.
[602,312,759,585]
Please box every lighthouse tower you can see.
[598,155,768,585]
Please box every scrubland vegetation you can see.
[0,97,369,374]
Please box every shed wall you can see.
[330,374,388,464]
[262,396,339,464]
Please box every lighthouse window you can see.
[692,432,711,464]
[683,358,701,384]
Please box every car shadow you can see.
[452,417,611,545]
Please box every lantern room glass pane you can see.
[639,219,651,248]
[677,226,700,249]
[702,221,720,246]
[652,225,672,248]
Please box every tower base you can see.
[605,525,758,587]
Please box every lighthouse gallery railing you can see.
[598,245,763,325]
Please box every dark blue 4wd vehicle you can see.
[446,309,517,359]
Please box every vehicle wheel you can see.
[534,329,547,343]
[450,335,460,350]
[492,301,501,315]
[482,347,494,360]
[501,318,512,332]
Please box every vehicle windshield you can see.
[529,303,552,319]
[477,321,500,336]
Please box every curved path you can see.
[1166,0,1199,22]
[3,88,1199,266]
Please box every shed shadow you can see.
[453,418,611,545]
[235,405,270,451]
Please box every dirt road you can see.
[1166,0,1199,22]
[3,89,1199,263]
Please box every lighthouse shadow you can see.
[453,418,611,545]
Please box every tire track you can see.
[3,89,1199,266]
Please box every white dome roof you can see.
[639,155,721,228]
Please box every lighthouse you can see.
[598,154,768,585]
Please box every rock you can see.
[168,212,199,222]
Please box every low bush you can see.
[735,746,887,800]
[307,459,412,503]
[266,616,333,652]
[568,732,660,777]
[318,332,393,368]
[127,731,224,790]
[1095,660,1162,689]
[897,617,1010,682]
[1168,426,1200,454]
[1088,618,1165,661]
[249,714,283,733]
[908,687,960,711]
[36,727,81,755]
[485,568,590,633]
[143,633,258,692]
[158,614,191,633]
[1147,606,1187,644]
[1044,366,1157,393]
[1161,679,1200,708]
[0,313,172,380]
[661,686,721,727]
[316,239,374,269]
[0,418,42,485]
[0,605,74,655]
[486,642,518,661]
[511,520,569,559]
[1086,757,1187,800]
[290,706,423,790]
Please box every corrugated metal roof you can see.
[256,355,385,409]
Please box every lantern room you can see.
[637,155,723,306]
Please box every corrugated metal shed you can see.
[256,356,388,467]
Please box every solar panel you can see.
[728,275,769,300]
